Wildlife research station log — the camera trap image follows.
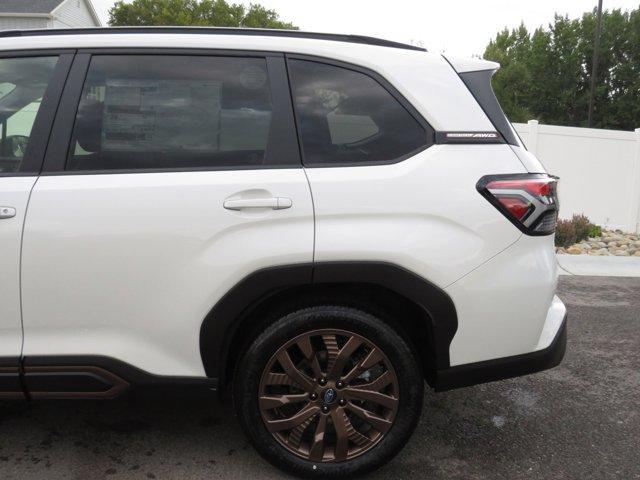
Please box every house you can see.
[0,0,101,31]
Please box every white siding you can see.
[0,17,49,30]
[52,0,99,28]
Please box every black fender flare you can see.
[199,262,458,381]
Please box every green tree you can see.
[109,0,297,30]
[484,7,640,130]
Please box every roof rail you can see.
[0,27,427,52]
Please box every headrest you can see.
[74,99,104,153]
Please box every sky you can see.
[90,0,640,57]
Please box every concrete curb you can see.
[557,254,640,277]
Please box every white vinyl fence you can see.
[513,121,640,233]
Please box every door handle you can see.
[0,206,16,219]
[223,197,292,211]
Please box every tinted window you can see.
[0,56,58,173]
[67,55,275,171]
[288,59,428,166]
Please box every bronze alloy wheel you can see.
[258,329,400,462]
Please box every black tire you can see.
[234,305,424,478]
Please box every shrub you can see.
[555,214,600,248]
[588,224,602,238]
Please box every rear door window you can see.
[0,57,59,173]
[288,59,429,166]
[67,55,280,171]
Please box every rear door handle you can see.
[0,206,16,219]
[223,197,292,211]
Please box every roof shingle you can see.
[0,0,66,14]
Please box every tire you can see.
[234,305,424,478]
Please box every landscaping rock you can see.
[560,229,640,257]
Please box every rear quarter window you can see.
[288,59,430,167]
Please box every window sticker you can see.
[239,66,268,90]
[102,79,222,151]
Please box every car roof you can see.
[0,27,426,52]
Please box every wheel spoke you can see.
[327,336,362,380]
[296,336,323,379]
[288,415,315,448]
[277,350,315,393]
[264,403,320,433]
[343,387,398,410]
[308,414,327,461]
[331,410,349,461]
[346,402,393,434]
[322,334,340,373]
[259,393,310,410]
[263,372,297,387]
[343,412,372,447]
[341,347,384,384]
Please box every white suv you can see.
[0,28,566,478]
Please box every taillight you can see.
[477,174,559,235]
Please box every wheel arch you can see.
[199,262,458,390]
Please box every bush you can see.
[588,224,602,238]
[555,214,600,248]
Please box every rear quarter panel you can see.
[306,144,526,288]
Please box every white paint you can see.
[21,170,314,376]
[514,121,640,233]
[307,145,525,289]
[0,177,37,358]
[536,295,567,350]
[446,234,562,365]
[445,56,499,73]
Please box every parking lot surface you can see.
[1,276,638,479]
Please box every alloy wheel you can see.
[258,329,399,462]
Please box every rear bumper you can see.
[434,311,567,391]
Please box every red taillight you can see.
[486,178,554,197]
[478,175,558,235]
[496,196,532,220]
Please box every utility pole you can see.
[588,0,604,128]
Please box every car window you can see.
[0,57,59,173]
[67,55,275,171]
[288,59,428,166]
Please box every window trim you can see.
[41,49,301,175]
[0,50,74,178]
[284,53,435,168]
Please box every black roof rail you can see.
[0,27,427,52]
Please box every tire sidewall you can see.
[234,306,423,478]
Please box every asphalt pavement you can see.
[0,276,638,479]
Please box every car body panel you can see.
[21,169,314,376]
[0,176,36,359]
[445,234,559,365]
[306,144,526,289]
